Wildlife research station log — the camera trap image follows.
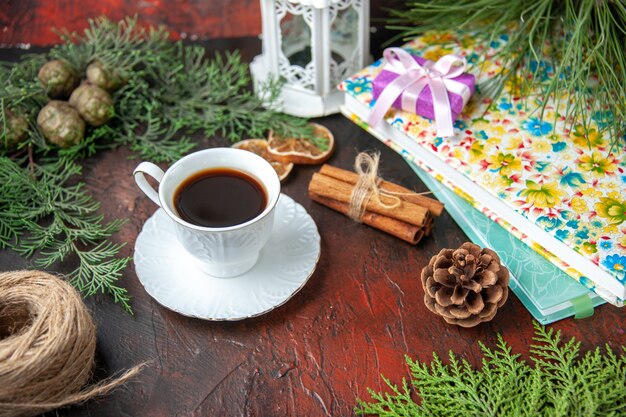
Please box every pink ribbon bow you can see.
[368,47,470,137]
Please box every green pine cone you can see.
[86,60,127,91]
[2,108,29,149]
[37,101,85,148]
[69,84,115,127]
[37,59,80,99]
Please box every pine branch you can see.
[357,321,626,417]
[4,16,312,166]
[0,157,132,313]
[356,377,422,417]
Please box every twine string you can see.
[0,270,145,417]
[347,151,435,223]
[348,152,402,222]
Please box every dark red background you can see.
[1,5,625,416]
[1,0,399,46]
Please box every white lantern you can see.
[250,0,370,117]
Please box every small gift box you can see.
[368,48,475,137]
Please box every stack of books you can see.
[339,31,625,323]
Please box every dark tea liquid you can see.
[174,168,267,228]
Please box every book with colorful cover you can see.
[339,31,626,306]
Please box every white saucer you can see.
[134,194,321,320]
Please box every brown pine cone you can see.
[421,242,509,328]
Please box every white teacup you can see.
[133,148,281,278]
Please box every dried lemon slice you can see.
[267,122,334,165]
[232,139,294,181]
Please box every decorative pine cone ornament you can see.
[2,108,29,149]
[421,242,509,328]
[69,84,114,126]
[37,101,85,148]
[86,59,127,91]
[37,59,79,99]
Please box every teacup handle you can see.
[133,162,165,207]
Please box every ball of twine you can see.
[0,270,143,417]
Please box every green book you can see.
[407,160,604,324]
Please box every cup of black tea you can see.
[134,148,281,277]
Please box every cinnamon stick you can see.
[309,172,430,228]
[424,216,435,236]
[319,164,444,216]
[309,193,425,244]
